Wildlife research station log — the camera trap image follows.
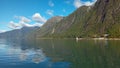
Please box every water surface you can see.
[0,39,120,68]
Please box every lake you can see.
[0,39,120,68]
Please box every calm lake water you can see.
[0,39,120,68]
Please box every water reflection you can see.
[1,39,120,68]
[0,39,46,64]
[94,40,108,46]
[9,48,46,64]
[0,39,70,68]
[32,49,46,64]
[19,50,28,61]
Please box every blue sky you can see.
[0,0,97,32]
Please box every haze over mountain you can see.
[0,26,39,40]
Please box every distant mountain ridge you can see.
[0,26,39,40]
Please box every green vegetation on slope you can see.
[39,0,120,38]
[1,0,120,39]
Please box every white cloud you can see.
[8,20,42,29]
[13,16,32,27]
[14,16,31,23]
[74,0,97,8]
[8,14,46,29]
[48,0,54,7]
[46,10,54,16]
[19,16,31,23]
[19,22,43,27]
[19,20,43,27]
[32,23,43,27]
[9,16,32,29]
[8,21,20,29]
[74,0,82,8]
[0,30,6,33]
[19,21,32,27]
[32,13,47,23]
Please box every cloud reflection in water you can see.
[2,43,46,64]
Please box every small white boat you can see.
[76,37,79,40]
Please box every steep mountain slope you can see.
[43,0,120,38]
[35,16,63,37]
[1,0,119,39]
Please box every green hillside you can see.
[1,0,120,39]
[36,0,120,38]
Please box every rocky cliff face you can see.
[82,0,120,37]
[47,0,120,38]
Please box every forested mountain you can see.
[35,0,120,38]
[1,0,120,39]
[35,16,63,37]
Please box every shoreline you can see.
[36,37,120,40]
[76,38,120,40]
